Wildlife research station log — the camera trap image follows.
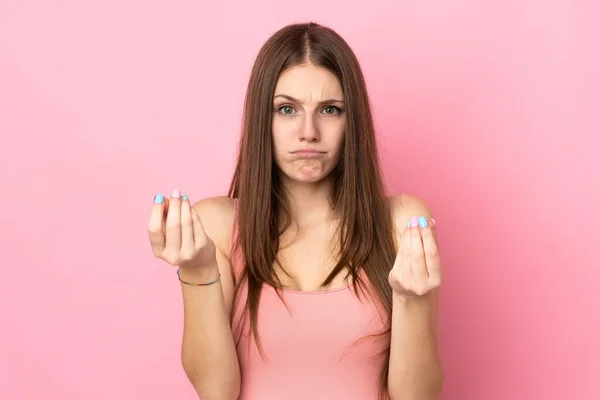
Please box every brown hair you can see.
[227,22,396,399]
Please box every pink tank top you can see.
[229,200,389,399]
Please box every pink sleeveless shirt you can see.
[229,200,389,399]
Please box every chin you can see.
[276,160,337,185]
[283,168,333,185]
[294,174,327,184]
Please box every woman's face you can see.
[271,63,346,184]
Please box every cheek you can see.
[271,119,293,161]
[327,123,345,155]
[272,117,296,140]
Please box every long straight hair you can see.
[227,22,396,399]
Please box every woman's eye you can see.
[322,106,339,115]
[279,106,294,115]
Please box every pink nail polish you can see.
[171,188,181,198]
[410,216,419,228]
[430,217,436,227]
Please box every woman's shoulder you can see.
[387,193,434,231]
[191,196,235,254]
[191,195,235,212]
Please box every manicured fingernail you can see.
[430,217,436,227]
[154,193,164,204]
[181,194,188,201]
[410,216,419,228]
[418,216,428,228]
[171,188,181,198]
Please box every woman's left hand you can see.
[388,216,442,300]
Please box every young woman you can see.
[147,22,444,400]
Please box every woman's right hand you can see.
[147,189,217,271]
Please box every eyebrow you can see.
[273,94,344,104]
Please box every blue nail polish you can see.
[407,220,411,228]
[418,216,428,228]
[181,194,188,201]
[154,193,164,204]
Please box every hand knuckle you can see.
[162,253,179,265]
[148,238,163,250]
[427,248,439,258]
[150,246,162,257]
[147,224,161,235]
[415,286,427,296]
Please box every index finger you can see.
[148,193,167,254]
[164,190,182,251]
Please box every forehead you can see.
[274,64,343,100]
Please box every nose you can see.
[298,114,319,142]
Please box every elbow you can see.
[184,366,241,400]
[182,354,241,400]
[389,384,443,400]
[191,378,240,400]
[389,364,444,400]
[195,388,240,400]
[427,366,445,399]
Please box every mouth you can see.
[291,150,326,158]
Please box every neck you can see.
[280,175,336,225]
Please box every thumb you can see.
[191,206,210,243]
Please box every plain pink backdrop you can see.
[1,0,598,399]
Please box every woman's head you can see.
[231,22,380,199]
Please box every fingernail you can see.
[430,217,436,227]
[181,194,188,201]
[418,216,428,228]
[154,193,164,204]
[171,188,181,199]
[410,216,419,228]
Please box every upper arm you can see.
[389,194,441,334]
[192,196,236,318]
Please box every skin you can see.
[147,63,443,400]
[270,64,348,290]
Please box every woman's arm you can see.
[387,195,444,400]
[179,197,240,400]
[388,290,443,400]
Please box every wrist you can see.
[393,292,430,308]
[178,263,220,284]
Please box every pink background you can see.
[1,1,598,399]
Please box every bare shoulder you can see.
[192,196,235,254]
[388,194,434,233]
